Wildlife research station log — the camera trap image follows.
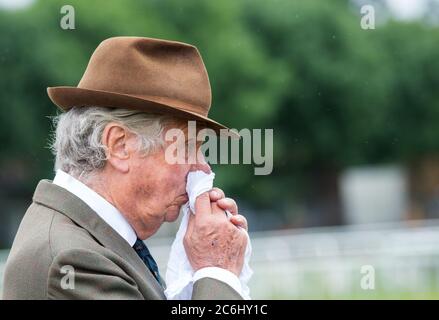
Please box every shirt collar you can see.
[53,169,138,247]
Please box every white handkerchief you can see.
[165,170,253,300]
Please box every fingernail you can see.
[210,190,219,198]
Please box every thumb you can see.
[187,208,195,232]
[194,192,212,219]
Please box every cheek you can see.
[164,163,190,188]
[141,165,187,205]
[131,151,190,203]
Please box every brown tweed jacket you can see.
[2,180,242,300]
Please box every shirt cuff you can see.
[193,267,243,298]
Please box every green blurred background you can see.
[2,0,439,299]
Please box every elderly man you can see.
[2,37,248,299]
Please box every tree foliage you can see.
[1,0,439,217]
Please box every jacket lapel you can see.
[32,179,166,300]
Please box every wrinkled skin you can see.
[86,121,248,275]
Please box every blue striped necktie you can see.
[133,238,163,287]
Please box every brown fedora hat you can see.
[47,36,238,138]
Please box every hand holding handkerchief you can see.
[165,170,253,300]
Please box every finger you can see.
[194,192,212,220]
[209,187,225,202]
[186,210,195,234]
[230,214,248,231]
[184,212,195,251]
[211,202,230,220]
[216,197,238,215]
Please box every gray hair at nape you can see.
[49,106,178,180]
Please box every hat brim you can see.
[47,86,239,139]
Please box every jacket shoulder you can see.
[2,201,108,299]
[3,202,55,299]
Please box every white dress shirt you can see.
[52,169,243,297]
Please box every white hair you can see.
[50,106,177,179]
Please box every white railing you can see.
[2,220,439,299]
[149,220,439,299]
[0,250,8,295]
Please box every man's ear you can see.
[102,122,131,173]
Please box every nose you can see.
[191,153,211,174]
